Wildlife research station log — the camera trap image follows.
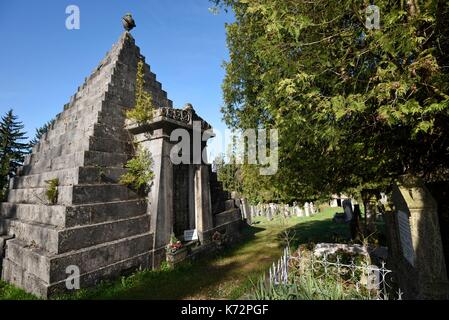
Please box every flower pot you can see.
[166,248,188,266]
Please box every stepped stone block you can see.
[0,31,170,298]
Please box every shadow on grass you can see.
[278,218,352,249]
[58,224,269,300]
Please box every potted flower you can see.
[166,233,187,266]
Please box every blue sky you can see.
[0,0,233,158]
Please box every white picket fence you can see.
[268,247,290,285]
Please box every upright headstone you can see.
[388,175,449,299]
[267,204,273,221]
[304,202,311,217]
[242,198,252,225]
[310,202,315,215]
[342,199,353,222]
[284,204,290,218]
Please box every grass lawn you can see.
[0,207,351,300]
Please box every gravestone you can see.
[310,202,315,215]
[241,198,251,225]
[388,175,449,299]
[304,202,311,217]
[342,199,353,222]
[397,210,415,266]
[267,205,273,221]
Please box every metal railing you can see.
[266,247,403,300]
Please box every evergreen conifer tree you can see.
[0,109,29,201]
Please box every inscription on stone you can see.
[184,229,198,242]
[397,210,415,266]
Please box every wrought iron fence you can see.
[266,247,403,300]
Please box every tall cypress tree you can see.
[0,109,29,201]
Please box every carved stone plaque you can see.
[397,210,415,267]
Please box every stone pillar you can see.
[194,164,213,243]
[138,129,174,269]
[188,165,196,229]
[390,175,449,299]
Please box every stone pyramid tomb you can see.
[0,30,244,298]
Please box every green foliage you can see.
[0,280,39,300]
[212,0,449,201]
[0,109,29,201]
[214,154,243,194]
[29,119,55,147]
[126,59,155,123]
[45,178,59,205]
[250,271,369,300]
[170,233,179,245]
[119,147,154,192]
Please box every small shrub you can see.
[45,179,59,205]
[126,59,155,123]
[119,148,154,193]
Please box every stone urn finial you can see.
[122,13,136,31]
[183,103,194,111]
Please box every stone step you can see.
[22,151,85,175]
[65,199,147,227]
[32,134,130,165]
[71,184,139,205]
[2,249,150,298]
[0,199,147,228]
[4,214,150,254]
[92,123,129,141]
[1,203,66,227]
[77,167,127,185]
[36,126,95,154]
[12,168,80,189]
[4,232,152,285]
[35,109,102,149]
[11,167,126,189]
[33,140,90,166]
[88,136,132,154]
[7,186,73,205]
[83,150,130,168]
[7,184,138,206]
[19,151,129,176]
